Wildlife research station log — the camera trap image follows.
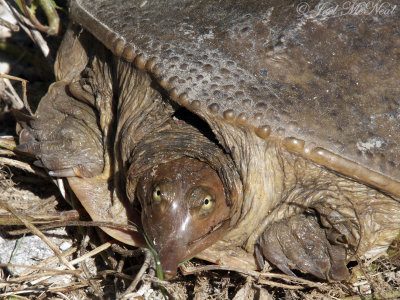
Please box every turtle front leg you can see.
[16,23,105,178]
[16,79,146,247]
[256,211,349,281]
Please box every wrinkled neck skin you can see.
[112,59,175,201]
[113,59,175,165]
[206,121,289,252]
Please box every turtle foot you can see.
[256,213,349,281]
[16,81,104,178]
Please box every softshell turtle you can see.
[17,0,400,281]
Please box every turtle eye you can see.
[199,195,215,214]
[152,186,162,204]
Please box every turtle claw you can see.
[276,263,297,277]
[257,213,349,281]
[255,242,297,277]
[18,128,36,145]
[34,161,78,178]
[33,160,45,168]
[48,168,78,177]
[15,142,31,154]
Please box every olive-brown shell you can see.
[70,0,400,198]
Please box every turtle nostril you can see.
[163,270,176,280]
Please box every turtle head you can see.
[136,157,230,279]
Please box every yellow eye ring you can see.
[152,186,162,203]
[200,195,214,213]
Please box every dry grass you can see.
[0,2,399,299]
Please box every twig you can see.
[68,242,113,266]
[79,229,104,299]
[0,283,89,296]
[181,263,323,289]
[257,279,304,290]
[120,248,153,298]
[0,74,30,114]
[97,270,135,281]
[55,292,71,300]
[0,75,25,110]
[141,274,171,286]
[19,0,59,35]
[181,263,260,277]
[113,252,125,295]
[0,289,41,296]
[2,79,23,111]
[0,149,15,156]
[0,17,19,32]
[259,272,323,287]
[47,282,91,293]
[0,136,17,151]
[111,244,144,257]
[0,209,79,226]
[0,263,82,275]
[7,220,139,235]
[0,157,49,178]
[121,265,157,299]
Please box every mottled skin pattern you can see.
[17,0,400,280]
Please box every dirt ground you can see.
[0,2,399,299]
